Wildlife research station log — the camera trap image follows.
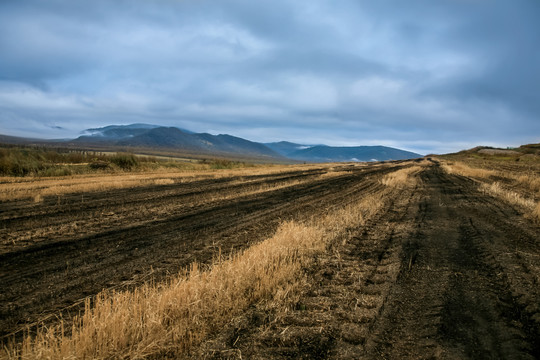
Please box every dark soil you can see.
[0,164,394,339]
[191,163,540,359]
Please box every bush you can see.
[110,153,139,170]
[89,161,111,170]
[200,158,245,170]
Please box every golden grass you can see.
[441,160,540,219]
[318,170,351,179]
[516,174,540,194]
[440,161,495,179]
[153,178,175,185]
[442,160,540,194]
[480,182,536,210]
[4,165,413,359]
[0,164,326,202]
[7,222,322,359]
[380,166,421,188]
[533,202,540,222]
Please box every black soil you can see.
[0,165,393,339]
[192,163,540,359]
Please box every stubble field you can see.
[1,158,539,359]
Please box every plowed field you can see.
[0,163,394,339]
[1,160,539,359]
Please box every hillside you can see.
[74,125,284,160]
[443,144,540,162]
[287,145,421,162]
[264,141,315,157]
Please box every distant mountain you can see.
[286,145,421,162]
[1,123,423,163]
[78,123,194,141]
[74,125,283,159]
[264,141,315,157]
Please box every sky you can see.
[0,0,539,155]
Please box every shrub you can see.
[88,161,111,170]
[110,153,139,170]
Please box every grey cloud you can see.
[0,0,539,154]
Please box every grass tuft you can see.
[380,166,421,188]
[479,182,535,209]
[533,202,540,222]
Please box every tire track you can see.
[0,164,397,339]
[191,173,421,359]
[364,163,539,359]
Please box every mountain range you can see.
[2,124,422,163]
[265,142,421,162]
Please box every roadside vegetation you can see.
[440,147,540,221]
[380,163,424,188]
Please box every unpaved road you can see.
[0,164,396,339]
[194,162,540,359]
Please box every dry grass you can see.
[441,161,495,179]
[6,222,323,359]
[0,164,326,202]
[153,178,175,185]
[479,182,536,210]
[380,166,422,188]
[4,166,411,359]
[318,170,351,179]
[516,174,540,195]
[441,160,540,219]
[533,202,540,222]
[442,160,540,195]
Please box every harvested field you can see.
[0,163,391,340]
[1,159,540,359]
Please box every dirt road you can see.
[194,162,540,359]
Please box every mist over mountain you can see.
[79,124,192,140]
[1,123,422,162]
[74,125,283,159]
[264,141,316,157]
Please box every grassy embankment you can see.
[2,165,421,358]
[440,150,540,221]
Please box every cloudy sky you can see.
[1,0,539,154]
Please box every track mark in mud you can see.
[194,164,540,359]
[0,165,396,339]
[3,161,539,358]
[365,164,540,360]
[190,183,420,359]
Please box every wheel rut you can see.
[364,163,540,359]
[191,178,421,359]
[0,165,395,339]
